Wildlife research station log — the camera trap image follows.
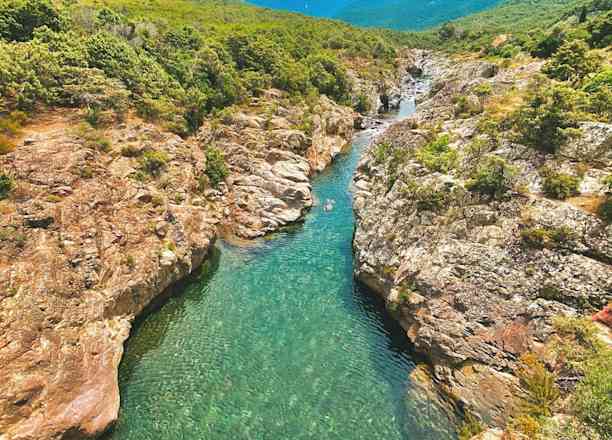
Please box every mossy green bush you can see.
[520,225,574,249]
[587,9,612,48]
[0,172,14,199]
[543,39,600,83]
[598,197,612,223]
[512,82,580,153]
[401,180,449,212]
[541,170,581,199]
[465,155,515,198]
[354,94,371,114]
[0,0,63,42]
[204,146,228,188]
[415,134,457,173]
[141,150,169,176]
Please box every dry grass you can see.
[567,195,607,215]
[483,87,526,121]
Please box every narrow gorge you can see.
[0,0,610,439]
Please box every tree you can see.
[307,53,351,104]
[512,82,580,153]
[543,40,599,83]
[587,10,612,48]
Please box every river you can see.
[107,97,456,440]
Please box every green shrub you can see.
[603,174,612,192]
[541,170,581,199]
[531,26,565,58]
[465,155,515,198]
[0,172,14,199]
[415,134,458,173]
[401,180,449,212]
[553,316,604,367]
[457,413,484,440]
[373,142,392,164]
[521,226,574,249]
[141,150,169,176]
[584,67,612,94]
[473,82,492,97]
[598,197,612,223]
[121,145,141,157]
[0,0,63,42]
[204,146,228,188]
[453,95,482,117]
[521,227,550,248]
[307,53,351,104]
[586,85,612,122]
[543,40,600,83]
[512,82,580,153]
[587,9,612,48]
[354,94,371,114]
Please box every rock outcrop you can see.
[353,50,612,426]
[0,114,220,439]
[197,92,355,239]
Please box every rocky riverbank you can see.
[352,49,612,433]
[0,54,411,438]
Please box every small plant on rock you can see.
[465,155,515,198]
[517,353,560,419]
[520,225,574,249]
[141,150,169,176]
[415,134,458,173]
[204,146,228,188]
[373,142,392,164]
[598,198,612,223]
[121,145,141,157]
[457,412,484,440]
[541,169,581,199]
[0,172,14,199]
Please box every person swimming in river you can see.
[323,199,335,212]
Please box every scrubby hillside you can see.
[0,0,404,139]
[353,4,611,440]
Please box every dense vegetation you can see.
[0,0,404,137]
[415,0,607,50]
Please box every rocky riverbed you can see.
[352,49,612,432]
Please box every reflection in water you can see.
[107,102,455,440]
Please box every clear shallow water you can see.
[108,100,455,440]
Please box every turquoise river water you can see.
[107,100,456,439]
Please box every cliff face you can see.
[353,50,612,426]
[197,93,355,239]
[0,114,222,439]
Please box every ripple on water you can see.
[107,101,456,440]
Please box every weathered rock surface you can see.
[0,114,221,439]
[353,51,612,426]
[197,93,355,238]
